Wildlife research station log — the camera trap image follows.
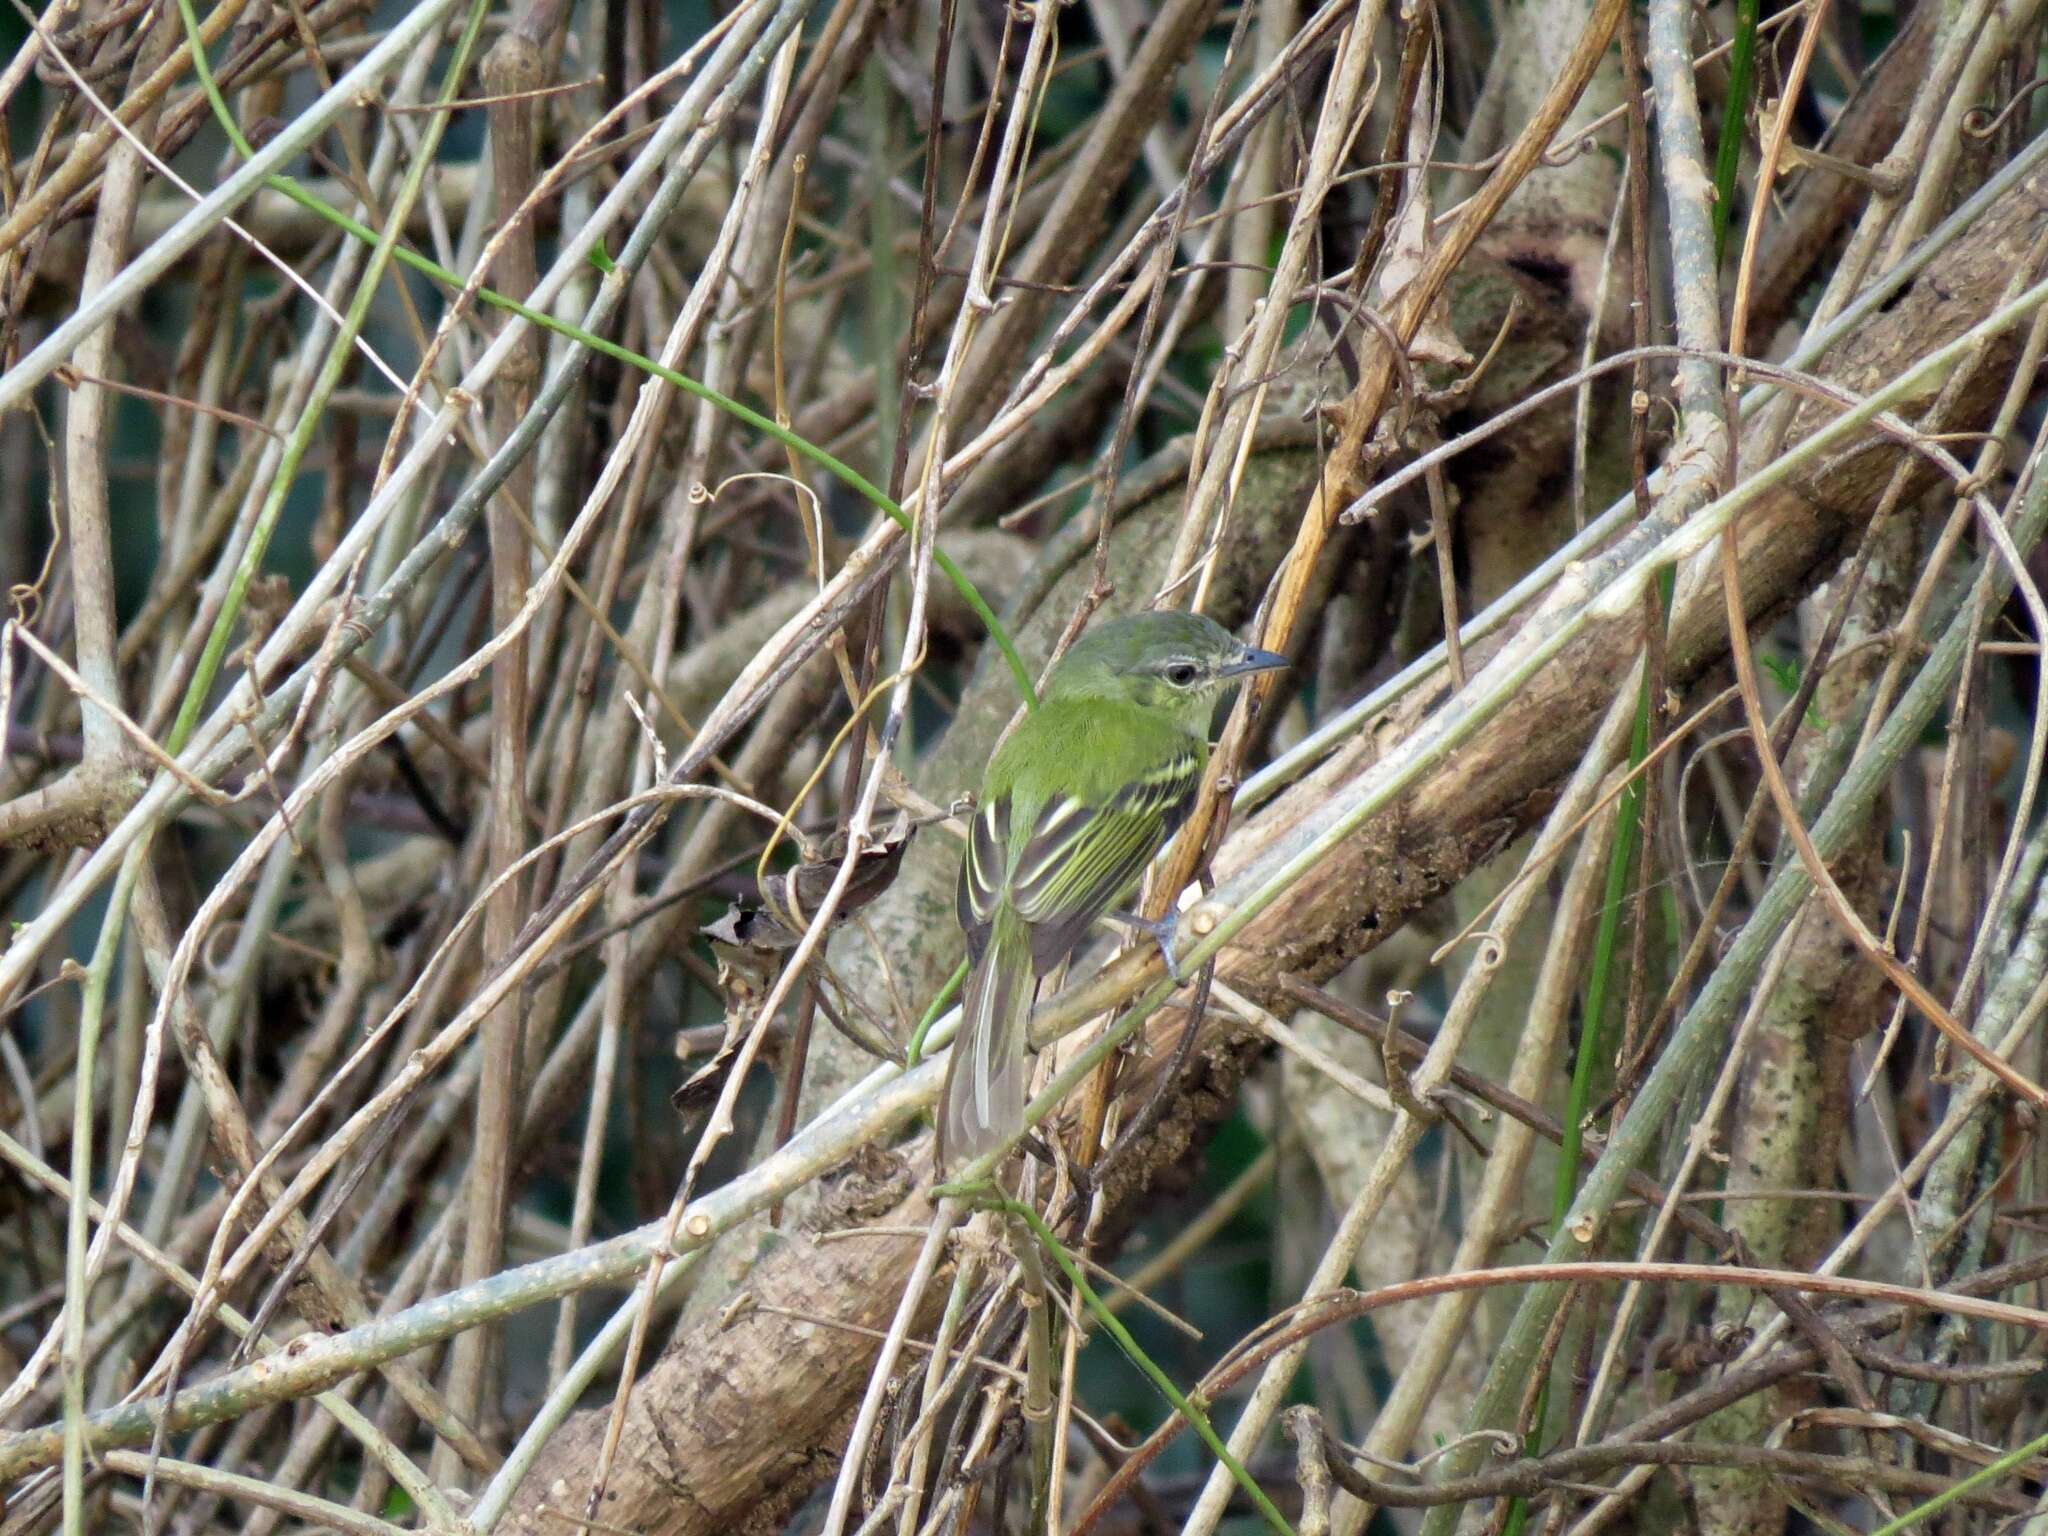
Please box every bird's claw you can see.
[1112,909,1184,985]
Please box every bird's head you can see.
[1041,610,1288,729]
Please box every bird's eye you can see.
[1163,661,1200,687]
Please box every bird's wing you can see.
[1004,743,1203,969]
[956,794,1009,964]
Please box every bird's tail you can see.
[939,909,1036,1172]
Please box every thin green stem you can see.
[1866,1424,2048,1534]
[63,22,510,1519]
[904,958,967,1068]
[60,848,140,1536]
[992,1197,1298,1536]
[1712,0,1760,262]
[1507,574,1678,1536]
[1547,683,1646,1224]
[1548,563,1677,1234]
[65,11,491,1516]
[169,0,495,750]
[1421,458,2048,1536]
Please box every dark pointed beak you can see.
[1221,646,1289,678]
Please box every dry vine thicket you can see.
[9,0,2048,1530]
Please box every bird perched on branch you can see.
[939,609,1287,1170]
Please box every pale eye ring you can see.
[1163,661,1200,687]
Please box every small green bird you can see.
[940,609,1288,1169]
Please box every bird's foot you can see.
[1110,909,1184,985]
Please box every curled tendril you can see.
[201,920,243,979]
[1432,925,1507,967]
[1963,77,2048,140]
[1330,1425,1522,1476]
[1542,129,1603,168]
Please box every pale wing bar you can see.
[1006,746,1202,968]
[956,799,1008,958]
